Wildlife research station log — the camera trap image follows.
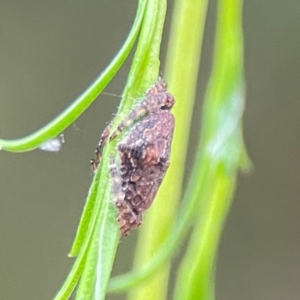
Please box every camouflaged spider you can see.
[91,77,175,236]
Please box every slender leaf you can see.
[53,1,147,299]
[53,169,103,300]
[0,0,146,153]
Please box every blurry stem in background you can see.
[127,0,209,300]
[174,0,251,299]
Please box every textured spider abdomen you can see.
[92,77,175,236]
[117,110,174,215]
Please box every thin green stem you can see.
[174,0,250,299]
[119,0,162,114]
[53,168,103,300]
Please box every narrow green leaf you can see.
[0,0,146,153]
[54,139,120,300]
[53,2,147,299]
[69,168,102,257]
[94,191,119,300]
[75,163,119,300]
[54,165,103,300]
[118,0,161,114]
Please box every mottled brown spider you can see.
[92,77,175,236]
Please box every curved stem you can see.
[0,0,146,153]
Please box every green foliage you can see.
[0,0,146,153]
[0,0,250,299]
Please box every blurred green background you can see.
[1,1,300,299]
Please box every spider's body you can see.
[92,78,175,236]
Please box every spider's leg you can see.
[109,96,170,142]
[91,123,111,172]
[96,124,111,158]
[109,103,149,142]
[159,158,170,173]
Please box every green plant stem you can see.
[119,0,162,112]
[76,171,119,300]
[107,0,209,294]
[53,167,103,300]
[163,0,209,243]
[0,0,146,153]
[174,0,249,299]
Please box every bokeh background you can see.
[1,1,300,299]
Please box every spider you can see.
[92,77,175,236]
